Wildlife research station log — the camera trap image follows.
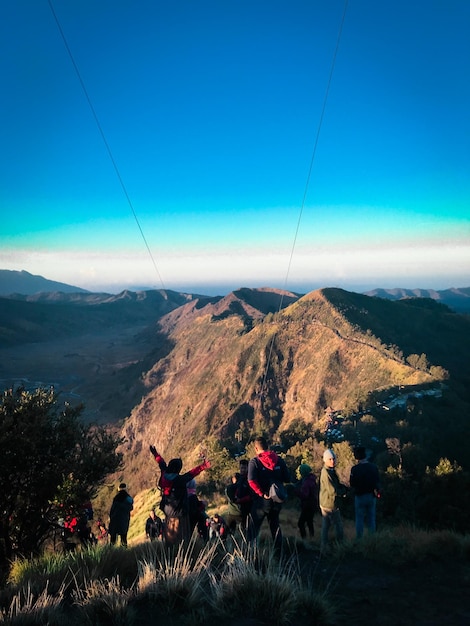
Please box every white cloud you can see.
[1,241,469,293]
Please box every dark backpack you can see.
[160,477,188,517]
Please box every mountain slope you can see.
[120,287,469,489]
[0,287,298,425]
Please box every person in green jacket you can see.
[319,449,347,551]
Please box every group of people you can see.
[319,446,381,549]
[106,437,380,552]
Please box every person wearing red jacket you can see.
[149,445,210,544]
[247,437,290,550]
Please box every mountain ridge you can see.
[118,286,470,490]
[1,271,469,490]
[1,269,469,313]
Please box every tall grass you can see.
[2,525,469,625]
[2,534,332,626]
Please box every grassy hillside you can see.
[4,521,470,626]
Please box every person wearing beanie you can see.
[295,464,318,539]
[149,445,211,544]
[319,448,347,551]
[108,482,134,547]
[349,446,381,538]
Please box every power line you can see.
[260,0,349,397]
[47,0,165,290]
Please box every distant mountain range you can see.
[364,287,470,313]
[1,269,470,313]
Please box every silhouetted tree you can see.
[0,386,123,559]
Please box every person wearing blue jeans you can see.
[349,446,381,539]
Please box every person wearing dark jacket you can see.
[295,464,318,539]
[150,445,211,544]
[145,509,163,541]
[108,483,134,547]
[247,437,290,549]
[226,459,252,533]
[349,446,381,538]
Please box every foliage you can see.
[406,353,429,371]
[198,437,235,491]
[430,457,463,476]
[0,386,123,560]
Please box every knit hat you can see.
[323,449,336,462]
[354,446,366,460]
[299,463,312,477]
[167,458,183,474]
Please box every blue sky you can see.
[1,0,469,295]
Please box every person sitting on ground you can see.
[208,513,228,541]
[145,508,163,541]
[76,508,95,546]
[96,519,108,542]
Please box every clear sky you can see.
[1,1,469,295]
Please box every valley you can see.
[0,323,154,423]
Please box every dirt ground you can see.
[301,552,470,626]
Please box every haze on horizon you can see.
[1,1,469,296]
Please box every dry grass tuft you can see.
[3,525,469,625]
[210,542,332,625]
[72,576,136,626]
[1,582,67,625]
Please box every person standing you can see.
[108,482,134,547]
[349,446,381,539]
[149,445,211,544]
[319,449,347,551]
[247,436,290,550]
[226,473,241,532]
[295,464,318,540]
[226,459,252,534]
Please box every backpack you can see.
[269,482,288,503]
[160,478,188,517]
